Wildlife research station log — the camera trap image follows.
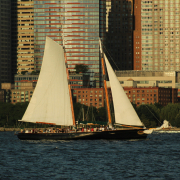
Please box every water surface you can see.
[0,132,180,179]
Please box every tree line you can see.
[1,102,180,128]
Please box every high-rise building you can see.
[34,0,106,87]
[105,0,134,70]
[0,0,12,83]
[134,0,180,71]
[11,0,34,75]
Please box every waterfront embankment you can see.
[0,127,22,132]
[0,127,37,132]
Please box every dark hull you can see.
[17,129,147,140]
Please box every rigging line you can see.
[144,105,162,124]
[17,121,23,129]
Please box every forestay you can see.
[19,37,73,126]
[103,54,144,127]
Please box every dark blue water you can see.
[0,132,180,180]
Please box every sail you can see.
[103,54,144,127]
[19,37,73,126]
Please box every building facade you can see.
[14,74,38,89]
[107,85,178,107]
[34,0,106,87]
[123,87,178,106]
[73,88,104,109]
[134,0,180,71]
[11,0,35,75]
[69,73,90,89]
[11,88,34,104]
[74,85,177,108]
[0,83,13,103]
[0,0,12,83]
[1,75,37,104]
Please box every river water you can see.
[0,131,180,180]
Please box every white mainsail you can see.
[19,37,73,126]
[103,52,144,127]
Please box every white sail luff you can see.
[103,54,144,127]
[19,37,73,126]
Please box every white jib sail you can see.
[19,37,73,126]
[104,54,144,127]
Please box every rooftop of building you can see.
[115,70,179,77]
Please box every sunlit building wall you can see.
[134,0,180,71]
[34,0,106,87]
[11,0,34,75]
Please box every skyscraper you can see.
[0,0,12,83]
[105,0,134,70]
[34,0,106,87]
[134,0,180,71]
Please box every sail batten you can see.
[19,37,73,126]
[103,54,144,127]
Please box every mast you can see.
[82,107,84,121]
[99,39,112,125]
[64,47,76,126]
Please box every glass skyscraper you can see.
[34,0,106,87]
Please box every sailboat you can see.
[17,37,151,140]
